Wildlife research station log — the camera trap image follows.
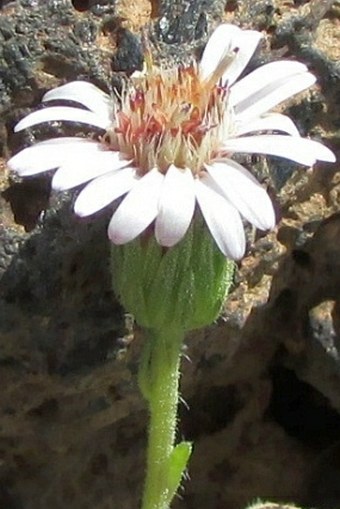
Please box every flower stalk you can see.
[111,222,235,508]
[139,327,191,509]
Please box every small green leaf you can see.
[166,441,193,505]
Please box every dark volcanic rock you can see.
[0,0,339,508]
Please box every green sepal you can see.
[111,218,235,331]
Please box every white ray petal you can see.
[74,167,138,217]
[43,81,112,120]
[223,135,336,166]
[235,113,300,137]
[155,165,195,247]
[230,60,309,106]
[52,151,131,191]
[108,168,164,245]
[222,29,263,85]
[14,106,109,132]
[206,159,275,230]
[195,175,245,259]
[7,137,99,176]
[233,71,316,121]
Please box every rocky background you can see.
[0,0,339,508]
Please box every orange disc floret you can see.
[129,90,145,113]
[181,107,201,135]
[115,112,131,136]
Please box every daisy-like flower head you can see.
[8,24,335,259]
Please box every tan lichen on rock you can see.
[115,0,152,32]
[315,16,340,61]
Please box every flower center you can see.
[103,59,234,176]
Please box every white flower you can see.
[8,24,335,259]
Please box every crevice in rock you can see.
[179,385,244,440]
[267,365,340,448]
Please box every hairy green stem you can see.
[139,328,191,509]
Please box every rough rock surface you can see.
[0,0,339,508]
